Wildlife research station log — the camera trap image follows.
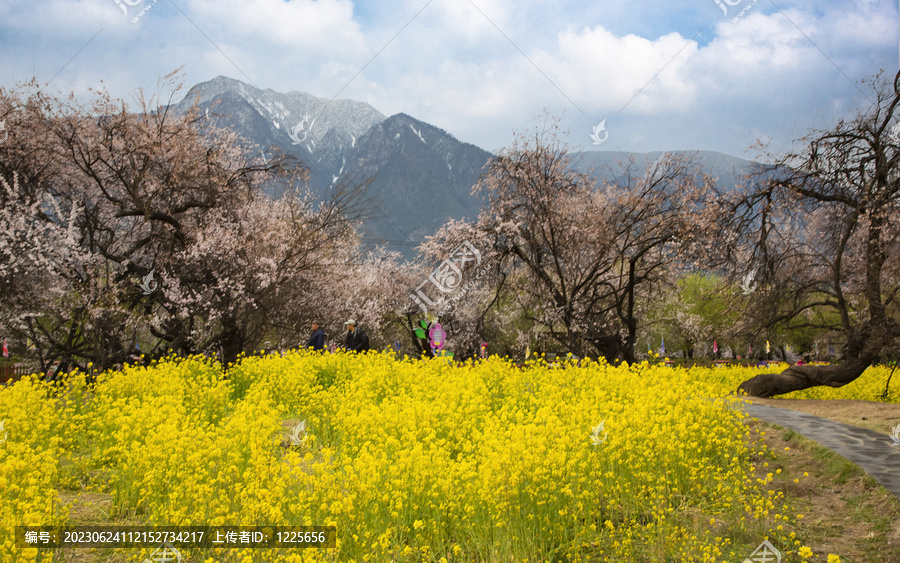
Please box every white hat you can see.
[345,319,356,326]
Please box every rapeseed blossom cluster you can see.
[1,352,877,561]
[0,376,65,561]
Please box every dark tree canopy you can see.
[694,71,900,397]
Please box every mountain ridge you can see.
[175,76,761,255]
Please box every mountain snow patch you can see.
[410,125,426,144]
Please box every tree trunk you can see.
[623,259,637,364]
[737,358,871,398]
[220,319,244,368]
[589,334,626,364]
[738,323,892,397]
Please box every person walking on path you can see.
[344,319,370,353]
[307,321,325,351]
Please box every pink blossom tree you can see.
[457,119,708,362]
[0,73,370,369]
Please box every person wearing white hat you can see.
[344,319,370,352]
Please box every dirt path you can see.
[747,397,900,436]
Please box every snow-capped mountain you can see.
[175,76,762,256]
[175,76,491,251]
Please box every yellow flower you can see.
[0,352,821,562]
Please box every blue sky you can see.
[0,0,896,158]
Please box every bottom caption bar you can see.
[16,526,336,548]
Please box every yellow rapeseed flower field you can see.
[0,353,894,562]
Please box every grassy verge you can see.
[751,421,900,562]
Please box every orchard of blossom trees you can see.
[1,71,898,397]
[0,73,417,372]
[416,70,899,396]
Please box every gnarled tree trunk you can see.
[737,359,872,398]
[738,330,886,398]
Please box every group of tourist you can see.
[306,319,370,353]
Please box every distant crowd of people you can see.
[306,319,370,353]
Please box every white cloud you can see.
[188,0,366,54]
[548,26,701,114]
[0,0,111,36]
[0,0,894,156]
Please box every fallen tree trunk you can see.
[737,358,872,398]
